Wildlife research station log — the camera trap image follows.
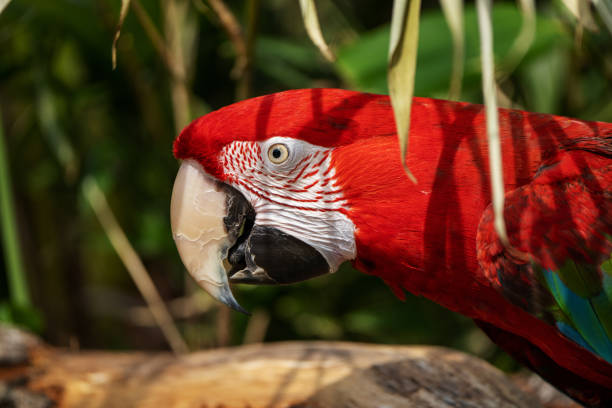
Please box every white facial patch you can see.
[219,137,356,272]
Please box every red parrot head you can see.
[171,88,398,312]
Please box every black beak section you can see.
[221,186,330,285]
[228,225,330,284]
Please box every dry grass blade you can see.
[593,0,612,36]
[560,0,599,31]
[440,0,464,100]
[498,0,535,80]
[112,0,132,70]
[299,0,335,62]
[206,0,248,77]
[164,0,193,133]
[388,0,421,183]
[0,0,11,14]
[131,0,184,81]
[243,309,270,344]
[82,177,189,355]
[236,0,260,101]
[476,0,509,246]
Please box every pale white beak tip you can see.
[171,159,249,314]
[198,278,250,315]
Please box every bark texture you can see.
[0,325,579,408]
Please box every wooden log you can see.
[0,325,579,408]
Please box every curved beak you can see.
[171,160,330,314]
[170,160,249,314]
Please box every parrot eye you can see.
[267,143,289,164]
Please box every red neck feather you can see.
[331,96,611,317]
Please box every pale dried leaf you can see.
[112,0,132,70]
[498,0,535,80]
[389,0,409,60]
[592,0,612,36]
[388,0,421,183]
[0,0,10,15]
[560,0,599,31]
[440,0,464,100]
[299,0,335,62]
[476,0,509,245]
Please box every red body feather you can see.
[328,95,612,393]
[174,89,612,402]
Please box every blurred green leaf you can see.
[593,0,612,36]
[520,47,566,114]
[0,303,9,322]
[0,111,31,309]
[138,210,167,255]
[295,313,343,339]
[256,36,331,88]
[344,310,382,334]
[18,0,108,51]
[0,301,43,333]
[258,37,323,70]
[337,4,570,99]
[52,41,87,88]
[36,83,79,182]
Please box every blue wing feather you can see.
[542,266,612,363]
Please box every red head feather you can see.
[173,88,396,180]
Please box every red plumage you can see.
[174,89,612,406]
[174,89,395,178]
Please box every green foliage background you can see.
[0,0,611,372]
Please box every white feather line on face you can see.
[220,137,356,272]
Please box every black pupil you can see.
[272,148,282,159]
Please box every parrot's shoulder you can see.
[476,135,612,363]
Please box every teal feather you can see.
[543,267,612,363]
[591,290,612,343]
[556,321,596,354]
[592,272,612,341]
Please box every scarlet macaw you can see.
[170,88,612,406]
